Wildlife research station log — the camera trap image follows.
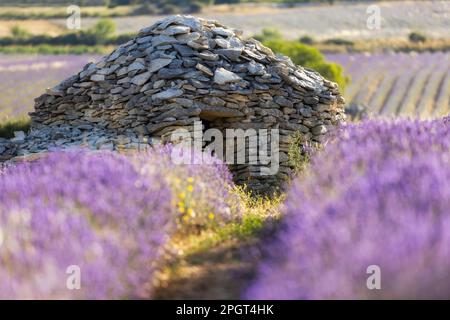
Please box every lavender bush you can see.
[246,116,450,299]
[0,150,176,299]
[131,145,240,231]
[0,145,239,299]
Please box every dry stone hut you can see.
[3,15,345,191]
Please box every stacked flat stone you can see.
[1,15,345,191]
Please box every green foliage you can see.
[10,26,30,39]
[323,38,354,46]
[0,118,31,139]
[188,1,205,13]
[309,61,349,90]
[253,28,283,42]
[181,186,283,255]
[132,3,158,15]
[85,18,116,44]
[299,35,315,45]
[409,32,427,43]
[0,19,134,48]
[263,39,323,65]
[91,18,116,37]
[261,38,350,90]
[287,131,311,175]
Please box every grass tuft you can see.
[172,185,283,256]
[0,117,31,139]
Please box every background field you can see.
[0,55,97,122]
[48,1,450,41]
[327,52,450,119]
[1,51,448,122]
[0,1,448,140]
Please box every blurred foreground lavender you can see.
[131,145,239,230]
[246,116,450,299]
[0,146,237,299]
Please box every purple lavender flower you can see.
[0,150,173,299]
[246,117,450,299]
[0,144,238,299]
[130,144,239,229]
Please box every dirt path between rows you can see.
[154,238,260,300]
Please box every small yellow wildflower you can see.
[187,185,194,192]
[208,213,215,220]
[182,215,189,222]
[179,206,185,214]
[187,208,195,217]
[187,177,194,183]
[178,192,186,199]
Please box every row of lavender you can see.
[0,146,238,299]
[2,52,449,123]
[326,52,450,119]
[246,115,450,299]
[0,55,97,122]
[2,115,450,299]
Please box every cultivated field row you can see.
[1,52,448,122]
[327,52,450,119]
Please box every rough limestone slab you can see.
[148,58,173,73]
[213,68,241,85]
[152,88,184,101]
[130,72,152,86]
[162,25,191,36]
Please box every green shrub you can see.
[323,38,354,46]
[188,1,204,13]
[262,39,349,90]
[287,131,311,175]
[10,26,30,39]
[161,4,180,14]
[253,28,283,43]
[409,32,426,43]
[308,61,350,91]
[85,18,116,44]
[110,33,135,44]
[132,3,158,15]
[0,118,31,139]
[263,39,323,66]
[299,35,315,45]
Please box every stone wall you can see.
[1,15,345,191]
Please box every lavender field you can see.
[0,55,97,122]
[327,51,450,119]
[1,52,449,122]
[70,1,450,41]
[0,6,449,298]
[0,146,238,299]
[247,116,450,299]
[2,116,449,299]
